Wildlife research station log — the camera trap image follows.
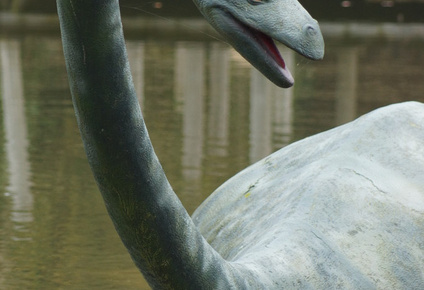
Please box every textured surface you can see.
[195,0,324,87]
[194,102,424,288]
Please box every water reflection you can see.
[335,46,358,125]
[0,23,423,289]
[0,39,33,241]
[175,42,206,209]
[249,47,295,163]
[126,41,145,106]
[206,43,231,182]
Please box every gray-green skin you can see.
[194,0,325,87]
[57,0,424,289]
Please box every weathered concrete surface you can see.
[193,101,424,288]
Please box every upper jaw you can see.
[201,2,324,88]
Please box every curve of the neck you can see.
[57,1,241,288]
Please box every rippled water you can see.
[0,22,423,289]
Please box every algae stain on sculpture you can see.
[194,0,325,87]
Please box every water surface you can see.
[0,22,423,289]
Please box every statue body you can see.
[194,101,424,288]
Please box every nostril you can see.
[303,24,317,36]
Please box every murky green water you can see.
[0,20,423,289]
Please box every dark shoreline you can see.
[1,1,424,22]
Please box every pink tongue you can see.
[262,34,286,69]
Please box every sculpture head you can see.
[194,0,325,87]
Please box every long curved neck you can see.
[57,1,239,288]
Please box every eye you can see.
[248,0,265,5]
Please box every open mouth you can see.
[249,24,287,70]
[209,8,294,87]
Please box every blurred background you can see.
[1,0,424,21]
[0,1,423,289]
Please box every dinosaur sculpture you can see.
[57,0,424,289]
